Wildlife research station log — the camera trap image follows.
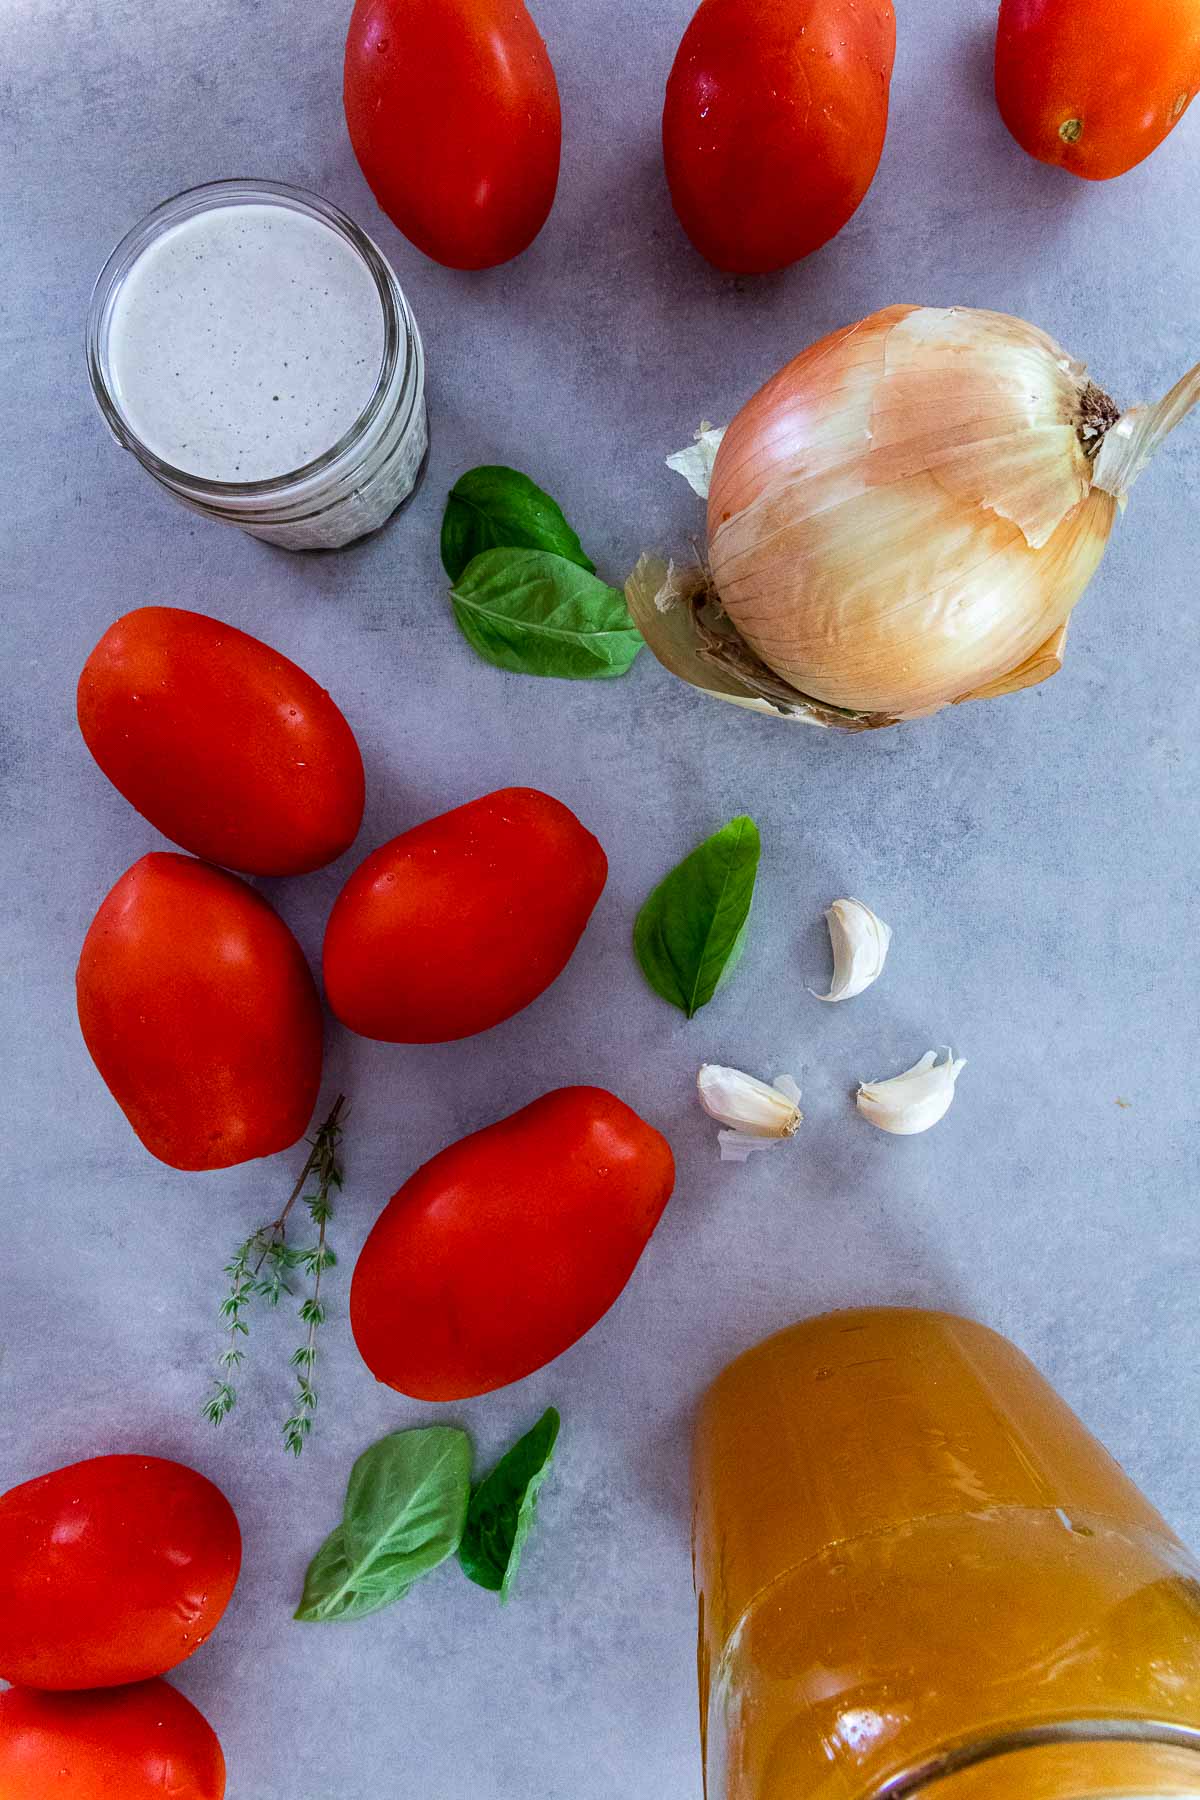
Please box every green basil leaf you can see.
[633,816,761,1018]
[295,1425,471,1623]
[294,1524,413,1623]
[451,549,642,680]
[458,1408,560,1602]
[441,466,595,581]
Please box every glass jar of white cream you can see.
[86,179,428,550]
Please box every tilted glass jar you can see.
[86,179,428,550]
[694,1309,1200,1800]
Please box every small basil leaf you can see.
[295,1425,471,1624]
[633,816,761,1018]
[294,1524,413,1623]
[451,549,643,680]
[441,466,595,581]
[459,1408,560,1602]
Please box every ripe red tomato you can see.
[323,787,606,1043]
[77,853,323,1170]
[662,0,896,273]
[996,0,1200,180]
[344,0,561,269]
[77,607,365,877]
[0,1455,241,1690]
[351,1086,676,1399]
[0,1683,225,1800]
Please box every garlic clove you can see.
[813,899,892,1002]
[856,1050,965,1136]
[697,1066,802,1161]
[666,422,727,499]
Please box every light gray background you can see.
[3,1,1199,1795]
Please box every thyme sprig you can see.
[203,1095,347,1453]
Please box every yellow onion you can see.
[629,305,1200,729]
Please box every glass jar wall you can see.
[87,179,428,550]
[694,1310,1200,1800]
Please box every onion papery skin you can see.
[706,305,1118,718]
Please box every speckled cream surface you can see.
[2,1,1198,1796]
[107,203,384,481]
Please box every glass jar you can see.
[86,179,429,550]
[694,1309,1200,1800]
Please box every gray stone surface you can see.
[3,1,1199,1795]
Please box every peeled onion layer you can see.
[637,305,1199,727]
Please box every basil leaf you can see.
[294,1524,411,1623]
[459,1408,560,1602]
[295,1425,471,1623]
[441,466,595,581]
[451,549,643,680]
[633,816,761,1018]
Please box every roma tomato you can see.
[323,787,606,1043]
[0,1455,241,1690]
[77,607,365,877]
[663,0,896,273]
[996,0,1200,180]
[344,0,561,270]
[0,1683,225,1800]
[351,1086,676,1399]
[77,853,323,1170]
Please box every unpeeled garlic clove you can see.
[856,1050,965,1136]
[697,1065,802,1162]
[813,898,892,1002]
[666,423,727,499]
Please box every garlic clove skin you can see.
[667,423,727,499]
[857,1050,965,1135]
[813,899,892,1002]
[717,1128,786,1163]
[697,1066,802,1161]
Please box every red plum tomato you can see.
[0,1454,241,1690]
[996,0,1200,180]
[77,606,364,877]
[322,787,607,1043]
[0,1683,225,1800]
[344,0,561,269]
[351,1086,676,1400]
[76,853,323,1170]
[663,0,896,273]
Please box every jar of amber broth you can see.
[693,1310,1200,1800]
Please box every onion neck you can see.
[1091,359,1200,502]
[1076,382,1121,458]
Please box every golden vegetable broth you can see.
[693,1311,1200,1800]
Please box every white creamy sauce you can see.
[107,203,385,482]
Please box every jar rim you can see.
[85,177,407,499]
[873,1719,1200,1800]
